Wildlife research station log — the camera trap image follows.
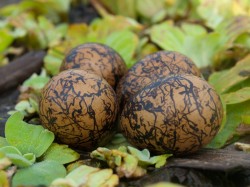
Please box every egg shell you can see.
[116,51,202,110]
[60,43,127,89]
[120,74,223,155]
[39,69,118,151]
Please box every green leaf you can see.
[0,146,35,167]
[29,97,39,113]
[207,100,250,148]
[0,0,71,23]
[149,154,172,168]
[23,153,36,163]
[14,100,36,115]
[38,16,68,47]
[0,28,14,52]
[0,137,9,148]
[12,160,66,187]
[222,87,250,105]
[150,21,183,51]
[235,33,250,49]
[5,112,54,157]
[241,115,250,124]
[22,14,48,49]
[8,153,35,168]
[98,0,137,18]
[0,146,22,155]
[88,16,141,38]
[209,55,250,94]
[106,133,131,150]
[51,165,119,187]
[181,22,207,36]
[197,0,250,29]
[127,146,172,168]
[40,143,80,164]
[44,47,65,75]
[150,21,225,68]
[22,69,50,90]
[197,0,232,29]
[215,16,250,46]
[66,23,89,47]
[65,165,99,185]
[0,1,38,16]
[105,30,139,66]
[136,0,167,21]
[127,146,151,164]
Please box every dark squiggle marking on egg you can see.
[60,43,127,89]
[120,74,223,155]
[39,69,118,151]
[116,51,202,112]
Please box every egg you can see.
[60,43,127,89]
[116,51,202,110]
[39,69,118,150]
[120,74,223,155]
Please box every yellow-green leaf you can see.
[40,143,80,164]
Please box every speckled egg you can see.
[60,43,127,89]
[120,74,223,155]
[116,51,202,110]
[39,69,118,150]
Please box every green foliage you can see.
[0,28,14,52]
[90,146,172,178]
[5,112,54,157]
[0,0,71,23]
[12,160,67,187]
[11,100,36,116]
[150,18,250,68]
[44,48,66,75]
[10,69,51,116]
[51,165,119,187]
[0,0,69,64]
[197,0,250,29]
[0,146,35,167]
[106,133,132,149]
[95,0,199,24]
[44,16,141,75]
[39,143,80,165]
[105,30,139,67]
[222,87,250,105]
[127,146,171,168]
[0,1,250,185]
[207,55,250,148]
[150,21,215,68]
[0,112,80,186]
[208,100,250,148]
[0,137,8,148]
[209,55,250,94]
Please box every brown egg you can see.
[60,43,127,89]
[116,51,202,110]
[120,74,223,155]
[39,69,118,151]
